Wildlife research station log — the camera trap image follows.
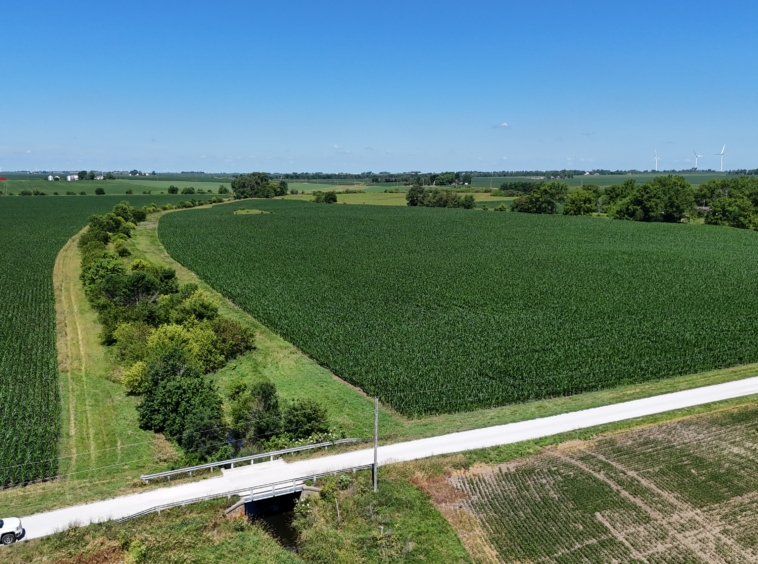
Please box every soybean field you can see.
[159,200,758,416]
[0,195,182,485]
[449,405,758,563]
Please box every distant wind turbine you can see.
[693,149,703,170]
[654,150,660,172]
[715,145,726,172]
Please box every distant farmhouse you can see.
[66,174,79,181]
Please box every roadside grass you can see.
[3,498,300,564]
[298,470,471,563]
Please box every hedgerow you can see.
[160,199,758,416]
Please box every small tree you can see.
[218,184,229,194]
[95,187,105,195]
[323,191,338,204]
[167,185,179,194]
[78,170,88,181]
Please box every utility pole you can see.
[373,397,379,493]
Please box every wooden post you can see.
[373,397,379,493]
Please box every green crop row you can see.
[0,196,192,486]
[159,200,758,416]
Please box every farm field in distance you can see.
[471,172,730,190]
[159,199,758,416]
[441,404,758,563]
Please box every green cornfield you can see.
[160,200,758,416]
[0,195,182,486]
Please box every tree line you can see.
[78,201,332,464]
[503,175,758,229]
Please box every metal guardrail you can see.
[118,464,374,522]
[140,438,361,483]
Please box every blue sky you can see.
[2,1,757,173]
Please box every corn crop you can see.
[159,200,758,416]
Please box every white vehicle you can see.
[0,517,24,545]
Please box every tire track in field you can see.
[54,236,78,471]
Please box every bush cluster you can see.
[312,190,338,203]
[405,186,476,209]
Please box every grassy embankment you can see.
[4,498,300,564]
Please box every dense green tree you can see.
[705,195,757,229]
[167,185,179,194]
[181,187,196,195]
[283,398,329,440]
[231,172,272,198]
[78,170,87,181]
[612,175,694,223]
[406,185,425,206]
[461,194,476,209]
[228,380,282,443]
[563,188,597,216]
[94,187,105,195]
[217,184,229,194]
[105,172,116,180]
[323,190,338,204]
[511,181,568,214]
[87,171,96,180]
[180,405,227,459]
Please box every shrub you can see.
[495,203,508,211]
[113,322,154,364]
[181,187,196,195]
[210,317,255,359]
[125,188,133,194]
[79,191,86,195]
[218,184,229,194]
[113,239,131,256]
[95,187,105,195]
[20,189,32,196]
[167,185,179,194]
[123,361,149,394]
[170,290,219,323]
[283,398,329,440]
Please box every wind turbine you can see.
[693,149,703,170]
[654,150,660,172]
[715,145,725,172]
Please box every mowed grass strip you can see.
[158,200,758,416]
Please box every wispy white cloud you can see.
[492,122,510,128]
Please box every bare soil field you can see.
[430,405,758,563]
